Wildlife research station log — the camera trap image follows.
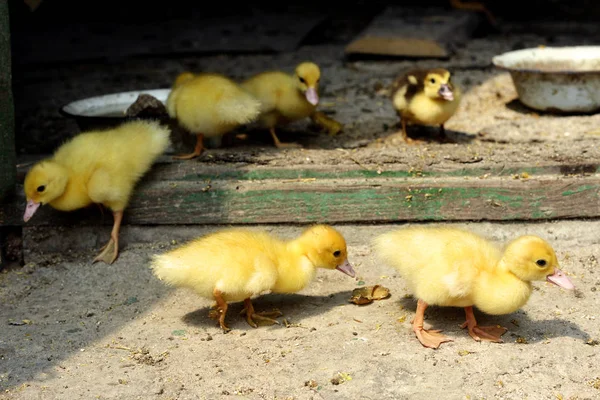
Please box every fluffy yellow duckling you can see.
[373,227,574,349]
[241,61,342,148]
[390,68,461,144]
[151,225,356,333]
[23,120,171,264]
[166,72,261,159]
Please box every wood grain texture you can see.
[344,6,480,57]
[3,162,599,226]
[0,0,16,200]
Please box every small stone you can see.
[305,380,318,388]
[352,332,358,336]
[206,335,213,341]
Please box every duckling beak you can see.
[336,259,356,278]
[546,268,575,290]
[305,87,319,106]
[23,199,41,222]
[438,84,454,101]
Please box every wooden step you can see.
[2,158,599,227]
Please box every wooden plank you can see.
[345,7,480,58]
[2,166,599,226]
[15,156,600,183]
[0,0,16,269]
[0,0,15,200]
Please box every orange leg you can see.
[173,133,204,160]
[269,128,301,149]
[394,119,423,145]
[411,299,453,349]
[211,289,230,333]
[93,210,123,265]
[240,298,282,328]
[449,0,497,26]
[461,306,507,343]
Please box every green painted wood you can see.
[2,167,599,226]
[15,156,600,183]
[0,0,16,200]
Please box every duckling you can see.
[151,225,356,333]
[166,72,261,159]
[373,226,574,349]
[390,68,461,144]
[241,61,342,148]
[23,120,171,264]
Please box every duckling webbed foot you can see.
[270,128,302,149]
[93,238,118,264]
[241,298,282,328]
[412,299,453,349]
[311,111,343,136]
[92,210,123,265]
[461,306,507,343]
[174,133,204,160]
[395,119,424,145]
[210,289,231,333]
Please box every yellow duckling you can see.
[373,226,574,349]
[151,225,356,333]
[166,72,261,159]
[23,120,171,264]
[390,68,461,144]
[241,61,342,148]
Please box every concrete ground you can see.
[1,220,599,400]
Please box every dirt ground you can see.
[13,30,600,170]
[1,221,599,400]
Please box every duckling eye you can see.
[36,185,46,192]
[536,259,547,267]
[299,77,306,84]
[333,250,341,257]
[430,78,436,84]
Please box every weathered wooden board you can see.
[0,0,15,200]
[345,6,480,58]
[15,156,600,183]
[3,162,600,226]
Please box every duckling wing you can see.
[86,168,131,211]
[373,228,482,307]
[217,253,278,298]
[151,231,280,301]
[241,72,293,114]
[391,70,423,113]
